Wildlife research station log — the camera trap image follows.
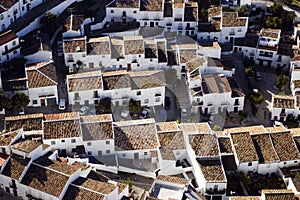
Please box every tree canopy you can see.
[12,93,30,109]
[276,75,289,91]
[248,91,265,105]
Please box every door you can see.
[134,153,139,159]
[46,97,56,106]
[40,98,46,106]
[13,189,17,196]
[127,63,131,71]
[150,22,154,27]
[26,3,30,11]
[234,107,238,113]
[89,63,94,68]
[98,151,102,157]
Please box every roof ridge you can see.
[35,64,57,85]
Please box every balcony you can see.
[174,18,182,21]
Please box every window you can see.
[110,10,114,13]
[248,162,252,166]
[122,153,126,157]
[32,100,38,104]
[13,51,17,54]
[88,151,92,155]
[139,54,141,57]
[0,14,3,20]
[71,139,76,143]
[225,36,228,40]
[133,10,137,13]
[238,28,242,32]
[155,98,160,102]
[284,162,287,165]
[294,161,298,163]
[144,22,147,26]
[12,41,16,46]
[137,91,141,95]
[87,142,91,146]
[106,150,110,154]
[144,99,149,104]
[176,151,180,155]
[61,140,65,143]
[106,141,110,145]
[51,141,56,145]
[144,152,147,155]
[22,7,25,11]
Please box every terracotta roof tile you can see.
[202,74,231,94]
[124,36,144,55]
[156,122,179,132]
[208,7,222,18]
[21,164,69,197]
[115,0,139,8]
[189,134,219,157]
[140,0,163,11]
[81,121,113,141]
[218,137,233,153]
[261,28,281,39]
[252,134,279,163]
[87,36,110,55]
[26,62,57,88]
[262,189,294,200]
[129,70,166,89]
[273,95,294,108]
[1,153,30,179]
[222,12,247,27]
[5,113,43,131]
[158,131,186,160]
[0,30,17,46]
[270,132,300,161]
[64,37,86,53]
[103,71,131,90]
[221,155,237,171]
[63,185,104,200]
[68,71,102,92]
[114,120,158,150]
[72,177,116,195]
[184,3,198,21]
[0,129,19,146]
[12,140,42,154]
[157,174,189,185]
[231,132,259,163]
[198,159,226,182]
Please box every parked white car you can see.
[79,106,89,116]
[58,99,66,110]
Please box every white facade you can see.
[0,30,21,64]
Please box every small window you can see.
[137,91,141,95]
[87,142,91,146]
[155,98,160,102]
[71,139,76,143]
[32,100,38,104]
[13,50,17,54]
[144,99,149,104]
[12,41,16,46]
[133,10,137,13]
[137,64,140,67]
[144,22,147,26]
[122,153,126,157]
[88,151,92,155]
[106,150,110,154]
[106,141,110,145]
[61,140,65,143]
[248,162,252,166]
[139,54,141,57]
[176,151,180,155]
[110,10,114,13]
[144,152,147,155]
[51,141,56,145]
[294,161,298,163]
[284,162,287,165]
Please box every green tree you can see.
[0,94,12,109]
[97,97,112,114]
[264,16,282,29]
[238,4,251,17]
[284,114,299,128]
[270,3,284,17]
[40,12,60,36]
[245,66,254,77]
[212,125,221,131]
[248,91,264,105]
[12,93,29,109]
[129,99,141,114]
[276,75,289,91]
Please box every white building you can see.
[67,70,103,106]
[189,73,245,115]
[0,30,21,64]
[0,0,43,32]
[25,61,58,107]
[149,175,190,199]
[113,119,160,178]
[63,15,84,38]
[63,36,86,71]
